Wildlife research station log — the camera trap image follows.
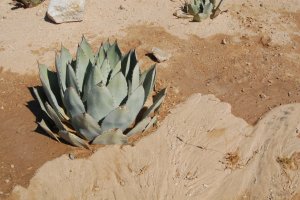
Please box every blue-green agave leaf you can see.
[126,49,138,80]
[107,72,127,106]
[95,44,106,67]
[55,45,72,93]
[203,2,213,14]
[121,51,130,77]
[92,129,128,145]
[75,46,90,93]
[33,87,49,117]
[47,70,61,104]
[126,117,151,137]
[45,102,65,131]
[38,119,60,142]
[102,40,110,52]
[141,64,156,103]
[144,116,157,132]
[127,80,132,96]
[98,58,111,85]
[143,88,166,118]
[188,3,200,15]
[71,113,101,141]
[66,64,80,93]
[110,60,121,79]
[107,41,122,68]
[126,85,145,121]
[58,130,90,149]
[82,64,104,102]
[87,84,116,122]
[101,106,132,132]
[64,87,85,118]
[39,64,67,120]
[79,36,95,64]
[130,63,140,92]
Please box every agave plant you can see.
[13,0,45,8]
[33,36,166,148]
[182,0,223,22]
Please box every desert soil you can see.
[0,0,300,199]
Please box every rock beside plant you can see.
[47,0,85,24]
[151,47,171,63]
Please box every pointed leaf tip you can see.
[92,129,128,145]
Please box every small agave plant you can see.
[14,0,45,8]
[183,0,222,22]
[33,36,166,148]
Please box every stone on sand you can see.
[47,0,85,24]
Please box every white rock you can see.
[151,47,171,63]
[47,0,85,24]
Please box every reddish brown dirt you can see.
[123,25,300,125]
[1,13,300,198]
[0,71,69,197]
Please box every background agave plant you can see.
[183,0,221,22]
[33,36,166,148]
[13,0,45,8]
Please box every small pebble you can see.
[5,179,10,183]
[259,93,267,99]
[261,35,272,46]
[221,39,227,45]
[10,164,14,169]
[119,180,125,186]
[69,153,75,160]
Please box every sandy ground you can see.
[0,0,299,73]
[0,0,300,199]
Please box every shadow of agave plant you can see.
[31,36,166,149]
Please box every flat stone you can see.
[151,47,171,63]
[47,0,85,24]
